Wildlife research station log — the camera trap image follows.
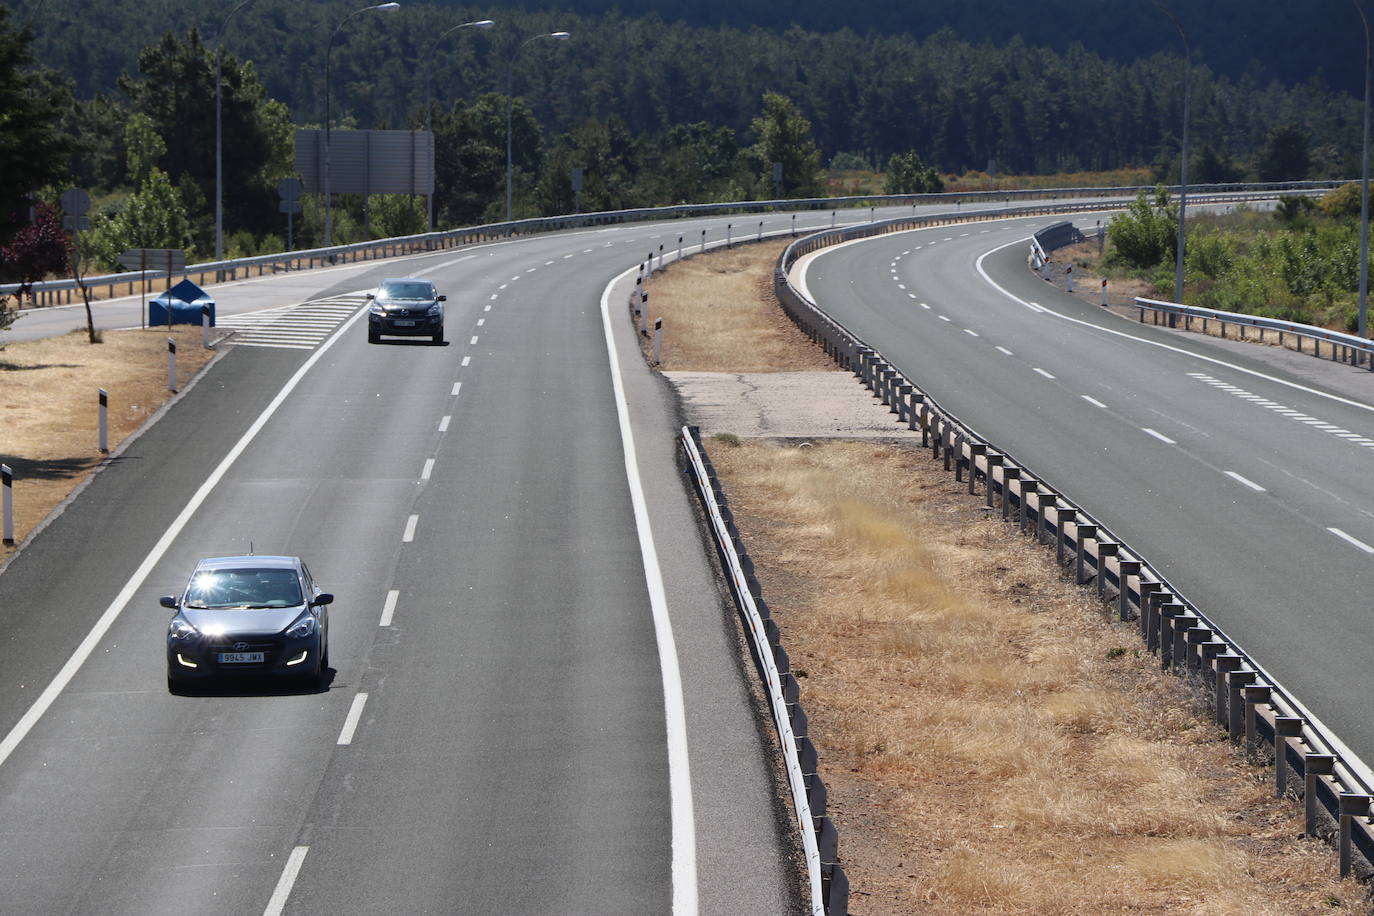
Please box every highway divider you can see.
[774,208,1374,881]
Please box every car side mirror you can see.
[365,293,375,300]
[312,593,334,607]
[436,295,447,302]
[159,595,179,609]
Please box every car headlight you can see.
[426,303,442,316]
[167,616,198,640]
[285,615,317,638]
[369,303,387,316]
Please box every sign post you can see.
[118,249,186,328]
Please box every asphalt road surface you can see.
[800,212,1374,774]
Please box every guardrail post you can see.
[1339,794,1372,878]
[1143,588,1165,653]
[1305,754,1335,836]
[1074,523,1097,584]
[952,432,964,480]
[1158,602,1184,671]
[896,383,913,427]
[1117,559,1141,620]
[1184,626,1212,672]
[908,392,924,431]
[942,427,954,472]
[1243,683,1272,760]
[1227,670,1258,740]
[1001,468,1021,520]
[1017,479,1036,533]
[1273,717,1303,798]
[1096,542,1119,598]
[967,443,986,495]
[984,454,1003,508]
[1213,654,1242,727]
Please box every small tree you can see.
[1108,187,1177,269]
[0,203,71,306]
[883,151,944,194]
[750,92,822,198]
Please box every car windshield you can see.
[378,281,434,300]
[183,568,303,609]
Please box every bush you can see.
[1319,182,1363,219]
[1107,187,1176,269]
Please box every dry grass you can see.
[707,439,1369,913]
[0,325,217,559]
[639,241,835,372]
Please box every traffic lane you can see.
[807,227,1374,758]
[285,253,673,912]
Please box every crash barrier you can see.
[2,181,1343,308]
[680,426,843,916]
[1134,297,1374,369]
[775,216,1374,880]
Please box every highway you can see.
[800,212,1374,769]
[0,212,865,915]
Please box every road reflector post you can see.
[1338,794,1372,878]
[652,317,663,366]
[1101,277,1109,307]
[201,305,211,349]
[677,235,683,263]
[98,388,108,454]
[167,337,177,393]
[726,223,732,248]
[2,464,12,546]
[700,229,706,253]
[791,214,796,236]
[757,220,763,243]
[1273,717,1304,798]
[831,210,836,228]
[657,244,664,272]
[1065,264,1075,293]
[1305,754,1336,836]
[639,292,649,337]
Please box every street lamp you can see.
[324,1,401,248]
[215,0,255,265]
[1353,0,1371,342]
[424,18,495,231]
[1152,1,1190,308]
[505,31,569,222]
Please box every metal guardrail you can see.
[1,181,1344,308]
[680,427,840,916]
[1134,297,1374,369]
[773,203,1374,880]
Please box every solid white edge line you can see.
[0,300,370,771]
[1329,527,1374,553]
[600,265,697,915]
[337,692,368,745]
[421,458,435,480]
[262,845,310,916]
[1142,427,1177,444]
[379,590,399,627]
[1224,471,1267,492]
[402,514,419,542]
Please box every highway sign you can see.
[117,249,186,273]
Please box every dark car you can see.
[366,277,446,344]
[163,555,332,691]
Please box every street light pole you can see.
[1152,1,1190,307]
[324,2,401,248]
[215,0,255,265]
[505,31,569,222]
[1354,0,1371,341]
[424,18,494,232]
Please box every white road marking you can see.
[995,346,1013,355]
[1082,395,1107,408]
[379,590,399,627]
[490,294,499,300]
[337,693,368,745]
[421,458,435,480]
[1225,471,1266,492]
[0,298,371,771]
[1329,527,1374,553]
[920,302,931,310]
[451,382,462,396]
[484,305,491,312]
[897,283,906,290]
[1033,367,1055,379]
[544,260,555,266]
[477,319,485,327]
[938,315,951,322]
[599,266,697,915]
[498,284,508,290]
[262,846,309,916]
[402,514,419,542]
[470,336,479,345]
[438,415,451,432]
[1142,428,1177,444]
[461,356,471,366]
[963,329,979,337]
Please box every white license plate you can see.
[218,652,265,664]
[392,319,416,327]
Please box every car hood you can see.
[182,606,305,635]
[375,298,437,309]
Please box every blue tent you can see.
[149,278,216,327]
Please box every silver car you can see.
[163,555,332,691]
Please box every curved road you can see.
[802,212,1374,769]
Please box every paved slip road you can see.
[801,212,1374,772]
[0,210,898,915]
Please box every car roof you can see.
[194,555,301,571]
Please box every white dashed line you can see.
[1081,395,1107,408]
[337,694,368,745]
[483,305,491,312]
[402,514,419,541]
[498,284,508,290]
[544,260,555,266]
[438,415,451,432]
[461,356,471,367]
[263,846,309,916]
[1033,368,1055,379]
[1224,471,1266,492]
[995,346,1013,356]
[490,294,499,300]
[938,315,951,322]
[451,382,462,396]
[421,458,434,480]
[963,329,979,337]
[469,336,479,345]
[897,283,906,290]
[379,590,399,627]
[477,319,485,326]
[920,302,931,310]
[1329,527,1374,553]
[1142,428,1177,444]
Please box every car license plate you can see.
[218,652,265,664]
[392,319,416,327]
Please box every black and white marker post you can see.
[2,464,13,546]
[201,304,211,349]
[700,229,706,253]
[167,338,177,393]
[677,235,683,263]
[652,317,663,365]
[98,388,108,454]
[726,223,732,248]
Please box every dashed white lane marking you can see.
[484,305,491,312]
[509,276,520,282]
[1033,368,1055,379]
[938,315,951,322]
[907,293,918,300]
[920,302,931,310]
[498,283,508,290]
[525,267,537,273]
[477,319,485,327]
[1143,428,1177,444]
[1225,471,1267,492]
[461,356,471,367]
[996,346,1014,356]
[451,382,462,396]
[470,335,479,345]
[563,253,574,259]
[963,329,979,337]
[379,590,399,627]
[402,514,419,542]
[544,260,555,266]
[490,294,499,300]
[1082,395,1107,408]
[438,415,451,432]
[421,458,435,480]
[897,283,906,290]
[337,693,368,745]
[582,248,593,253]
[262,845,309,916]
[1329,527,1374,553]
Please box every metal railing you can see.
[1134,297,1374,369]
[773,204,1374,880]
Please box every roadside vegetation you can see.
[647,242,1372,913]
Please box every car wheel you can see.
[167,672,183,694]
[368,327,380,343]
[432,327,444,345]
